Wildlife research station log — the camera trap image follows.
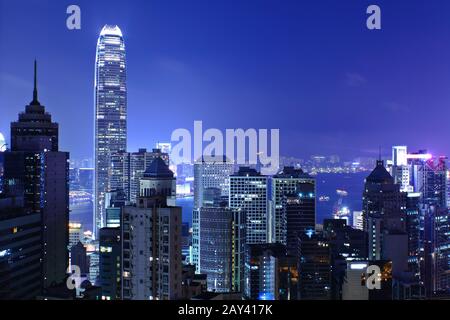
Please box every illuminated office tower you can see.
[109,151,130,201]
[243,243,298,300]
[94,25,127,237]
[4,61,69,292]
[122,158,182,300]
[192,156,234,272]
[193,156,233,208]
[406,192,421,282]
[199,194,246,293]
[109,148,169,204]
[230,167,269,244]
[391,146,412,192]
[352,211,363,230]
[409,152,449,293]
[271,166,316,246]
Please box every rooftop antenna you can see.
[31,59,40,105]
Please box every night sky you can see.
[1,0,450,161]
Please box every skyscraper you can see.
[192,156,234,272]
[391,146,413,192]
[408,151,448,294]
[298,233,332,300]
[122,158,182,300]
[271,166,316,247]
[362,160,410,283]
[94,25,127,237]
[3,61,69,293]
[243,243,298,300]
[230,167,269,244]
[199,195,246,293]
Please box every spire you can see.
[31,59,40,105]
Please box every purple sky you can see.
[1,0,450,161]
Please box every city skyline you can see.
[2,0,450,161]
[1,0,450,303]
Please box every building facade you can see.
[121,158,182,300]
[94,25,127,237]
[230,167,269,244]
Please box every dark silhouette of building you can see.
[99,227,121,300]
[244,243,298,300]
[363,160,408,276]
[272,166,316,248]
[0,196,41,299]
[70,242,88,275]
[322,219,367,299]
[2,61,69,295]
[298,233,332,300]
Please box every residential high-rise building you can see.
[230,167,269,244]
[122,158,182,300]
[192,156,234,272]
[3,61,69,292]
[271,166,316,246]
[94,24,127,237]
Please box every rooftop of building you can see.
[365,160,394,184]
[99,24,123,37]
[143,157,174,178]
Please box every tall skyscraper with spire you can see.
[94,25,127,237]
[2,61,69,296]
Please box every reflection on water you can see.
[70,201,93,231]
